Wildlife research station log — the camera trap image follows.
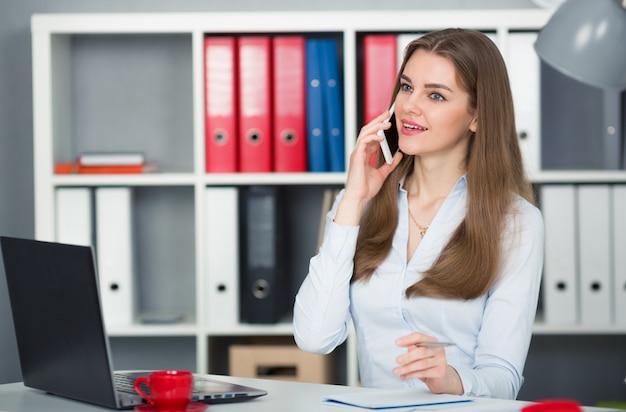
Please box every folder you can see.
[318,38,345,172]
[305,39,327,172]
[55,188,93,247]
[272,36,307,172]
[507,32,540,175]
[317,188,340,253]
[323,388,472,409]
[603,90,622,169]
[238,36,272,173]
[238,186,289,324]
[577,185,612,325]
[540,185,578,325]
[205,187,239,329]
[204,36,239,173]
[363,34,397,123]
[613,185,626,325]
[95,187,136,327]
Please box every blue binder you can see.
[320,39,345,172]
[305,39,328,172]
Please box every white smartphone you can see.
[377,103,399,164]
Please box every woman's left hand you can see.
[393,332,463,395]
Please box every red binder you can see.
[363,35,397,123]
[204,36,238,173]
[272,36,307,172]
[238,36,273,173]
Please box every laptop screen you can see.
[1,236,121,408]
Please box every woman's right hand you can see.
[334,110,403,226]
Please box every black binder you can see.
[239,186,290,324]
[541,62,625,170]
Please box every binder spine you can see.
[305,39,327,172]
[238,36,273,173]
[238,186,289,324]
[320,39,345,172]
[95,187,136,327]
[205,187,240,329]
[541,185,579,325]
[204,36,239,173]
[362,34,397,123]
[55,187,94,247]
[272,36,307,172]
[577,185,612,325]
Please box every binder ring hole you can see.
[556,281,567,291]
[110,283,119,291]
[217,284,227,293]
[590,281,602,292]
[252,279,270,299]
[214,129,228,145]
[519,131,528,140]
[247,129,262,144]
[281,130,296,144]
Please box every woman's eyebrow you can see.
[400,74,453,93]
[424,82,454,92]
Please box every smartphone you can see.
[377,103,399,164]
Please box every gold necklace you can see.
[408,208,429,237]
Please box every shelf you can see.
[31,10,551,34]
[50,169,626,187]
[33,8,626,385]
[533,322,626,335]
[107,320,199,337]
[202,172,347,186]
[206,323,294,336]
[50,172,347,187]
[51,173,198,186]
[529,170,626,184]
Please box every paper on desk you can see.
[321,388,473,410]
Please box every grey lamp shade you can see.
[534,0,626,90]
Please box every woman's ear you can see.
[469,116,478,133]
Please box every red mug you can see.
[134,370,193,410]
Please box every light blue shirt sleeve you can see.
[293,190,357,354]
[293,178,544,400]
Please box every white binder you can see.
[541,185,578,324]
[205,187,239,329]
[95,187,135,327]
[507,31,540,176]
[577,185,612,325]
[613,185,626,325]
[55,188,93,246]
[396,33,421,67]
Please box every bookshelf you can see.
[31,9,626,386]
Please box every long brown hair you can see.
[352,29,534,300]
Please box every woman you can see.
[293,28,544,400]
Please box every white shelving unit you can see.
[32,9,625,386]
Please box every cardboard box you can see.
[229,344,333,383]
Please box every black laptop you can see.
[0,236,267,409]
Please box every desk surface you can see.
[0,375,620,412]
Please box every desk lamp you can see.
[534,0,626,91]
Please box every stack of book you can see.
[55,152,157,174]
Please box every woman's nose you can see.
[400,95,423,117]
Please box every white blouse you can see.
[293,175,544,399]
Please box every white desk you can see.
[0,375,620,412]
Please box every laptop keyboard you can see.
[113,373,219,395]
[113,373,145,395]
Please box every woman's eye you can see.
[400,83,413,92]
[429,92,445,101]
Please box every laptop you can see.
[0,236,267,409]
